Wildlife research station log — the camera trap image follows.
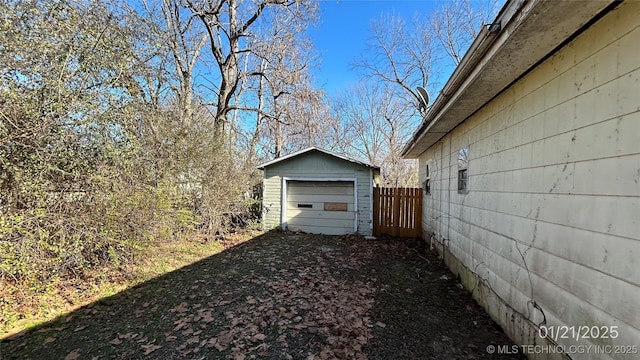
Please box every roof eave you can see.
[401,0,615,159]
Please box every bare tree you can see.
[431,0,501,65]
[158,0,208,127]
[183,0,318,140]
[243,8,313,160]
[355,12,434,113]
[266,81,335,157]
[333,80,417,187]
[354,0,501,111]
[227,4,332,161]
[344,0,501,187]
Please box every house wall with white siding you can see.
[417,2,640,359]
[262,151,374,235]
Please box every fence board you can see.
[373,187,422,238]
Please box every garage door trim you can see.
[281,177,358,233]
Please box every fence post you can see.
[373,187,380,234]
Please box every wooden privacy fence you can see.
[373,187,422,238]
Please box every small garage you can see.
[257,147,380,236]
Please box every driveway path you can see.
[2,232,523,359]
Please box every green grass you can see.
[0,231,248,338]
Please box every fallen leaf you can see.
[252,333,266,342]
[109,337,123,345]
[43,337,56,345]
[73,325,88,332]
[141,343,162,355]
[214,343,228,352]
[319,349,334,359]
[200,311,214,323]
[136,336,148,343]
[376,321,386,328]
[230,352,246,360]
[186,336,200,345]
[170,302,189,313]
[64,349,81,360]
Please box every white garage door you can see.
[285,181,355,235]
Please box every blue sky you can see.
[308,0,442,95]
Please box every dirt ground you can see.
[1,232,523,359]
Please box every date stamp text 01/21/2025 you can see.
[486,344,638,356]
[486,325,639,356]
[539,325,621,343]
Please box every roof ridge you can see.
[256,147,380,170]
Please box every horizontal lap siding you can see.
[262,174,282,230]
[418,3,640,359]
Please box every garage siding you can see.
[262,151,373,235]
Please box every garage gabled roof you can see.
[401,0,617,159]
[256,147,380,170]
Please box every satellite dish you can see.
[416,86,429,112]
